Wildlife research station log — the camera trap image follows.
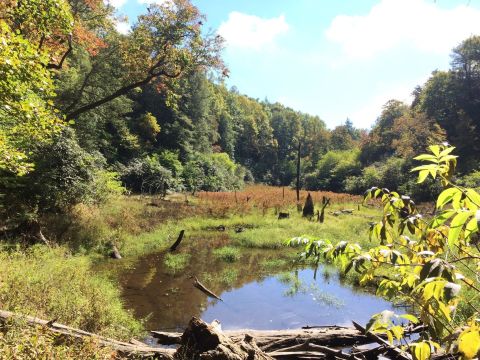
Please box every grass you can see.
[0,319,115,359]
[0,246,142,340]
[0,187,385,355]
[164,253,191,274]
[213,246,241,262]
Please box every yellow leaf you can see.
[458,330,480,360]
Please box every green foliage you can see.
[304,149,361,192]
[0,20,64,174]
[121,155,176,194]
[182,152,244,193]
[1,129,106,217]
[293,144,480,359]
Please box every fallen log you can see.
[152,326,371,351]
[169,230,185,252]
[0,309,174,359]
[192,276,223,301]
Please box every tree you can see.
[0,0,73,174]
[64,0,225,120]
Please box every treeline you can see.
[307,35,480,200]
[2,0,480,235]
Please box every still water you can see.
[119,237,396,331]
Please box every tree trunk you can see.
[296,141,301,203]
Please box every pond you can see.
[119,234,397,332]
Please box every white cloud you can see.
[326,0,480,59]
[115,20,131,35]
[350,84,417,129]
[218,12,289,50]
[105,0,128,7]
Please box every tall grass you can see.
[0,246,142,340]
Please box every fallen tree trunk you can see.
[0,309,174,359]
[152,326,371,351]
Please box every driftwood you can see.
[0,309,174,359]
[152,326,371,351]
[169,230,185,251]
[192,276,223,301]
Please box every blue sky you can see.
[110,0,480,129]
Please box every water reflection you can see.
[120,237,396,331]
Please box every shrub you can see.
[182,152,244,193]
[304,149,361,192]
[121,155,175,194]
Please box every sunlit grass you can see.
[213,246,241,262]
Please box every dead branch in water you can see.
[192,276,223,301]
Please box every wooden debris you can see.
[176,317,273,359]
[169,230,185,252]
[153,326,371,351]
[192,276,223,301]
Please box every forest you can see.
[2,0,480,359]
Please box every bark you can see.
[296,142,301,203]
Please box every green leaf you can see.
[438,146,456,157]
[429,145,440,156]
[466,189,480,207]
[465,217,479,240]
[414,154,438,162]
[436,188,460,209]
[412,342,431,360]
[448,211,472,247]
[417,170,429,184]
[399,314,419,324]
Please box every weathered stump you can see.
[176,317,273,360]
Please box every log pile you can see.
[1,309,436,360]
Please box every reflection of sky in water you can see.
[201,268,396,330]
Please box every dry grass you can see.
[197,185,363,217]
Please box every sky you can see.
[108,0,480,129]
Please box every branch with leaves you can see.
[288,144,480,360]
